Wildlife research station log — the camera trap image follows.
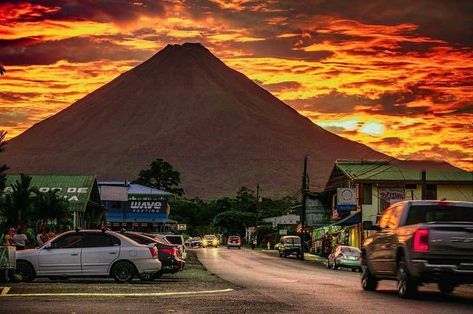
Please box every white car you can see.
[15,229,161,283]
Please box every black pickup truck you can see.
[361,200,473,298]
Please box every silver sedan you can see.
[15,229,162,283]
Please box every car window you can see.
[378,208,393,229]
[341,247,360,254]
[84,233,120,247]
[165,236,183,245]
[406,205,473,225]
[52,234,84,249]
[125,233,153,245]
[387,204,403,228]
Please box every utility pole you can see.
[301,156,308,230]
[421,169,426,200]
[255,184,260,225]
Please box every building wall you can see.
[361,183,473,224]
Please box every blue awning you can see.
[333,211,361,226]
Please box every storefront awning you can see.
[333,211,361,226]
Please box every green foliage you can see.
[0,130,8,198]
[134,158,184,196]
[33,190,69,225]
[212,210,256,235]
[2,174,36,226]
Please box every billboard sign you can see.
[336,188,357,212]
[305,198,329,226]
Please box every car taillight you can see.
[161,248,176,256]
[149,246,158,258]
[413,228,429,252]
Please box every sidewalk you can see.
[260,249,328,268]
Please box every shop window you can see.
[362,184,372,205]
[426,184,437,200]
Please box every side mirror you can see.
[362,221,381,231]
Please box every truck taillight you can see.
[413,228,429,252]
[149,246,158,258]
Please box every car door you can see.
[81,233,121,275]
[38,233,84,275]
[369,209,392,273]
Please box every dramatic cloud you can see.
[0,0,472,171]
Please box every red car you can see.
[227,235,241,249]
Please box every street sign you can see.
[336,188,357,212]
[177,224,187,231]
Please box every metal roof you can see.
[4,174,97,212]
[97,181,174,196]
[335,160,473,183]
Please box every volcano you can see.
[2,43,386,198]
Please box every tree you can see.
[0,131,8,198]
[33,190,69,227]
[2,174,36,226]
[0,65,5,76]
[236,186,256,212]
[212,210,256,235]
[134,158,184,196]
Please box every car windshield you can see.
[205,235,216,240]
[406,205,473,225]
[341,247,360,254]
[284,237,300,244]
[165,236,183,245]
[229,236,240,240]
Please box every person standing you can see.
[36,229,47,246]
[13,228,27,250]
[45,227,56,241]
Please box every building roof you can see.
[4,174,97,212]
[335,159,473,183]
[97,181,174,196]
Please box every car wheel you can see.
[361,266,378,291]
[139,273,155,281]
[283,251,288,258]
[397,260,417,298]
[298,253,304,260]
[438,281,455,296]
[16,261,36,282]
[112,261,135,283]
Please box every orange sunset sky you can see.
[0,1,472,171]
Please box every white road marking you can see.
[0,287,234,298]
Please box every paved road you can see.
[196,247,473,314]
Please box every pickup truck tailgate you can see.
[428,223,473,256]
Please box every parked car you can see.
[122,232,185,279]
[277,236,303,259]
[15,229,161,283]
[146,233,186,259]
[202,235,219,248]
[327,245,361,272]
[227,235,241,249]
[362,200,473,298]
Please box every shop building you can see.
[98,181,176,232]
[323,159,473,248]
[4,174,101,228]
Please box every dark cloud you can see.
[0,37,153,65]
[373,137,406,146]
[262,81,301,92]
[5,0,165,24]
[287,91,375,113]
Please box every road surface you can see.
[196,247,473,314]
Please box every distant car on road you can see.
[122,232,185,280]
[277,236,303,259]
[227,235,241,249]
[15,230,161,283]
[327,245,361,272]
[202,235,219,248]
[362,200,473,298]
[191,237,202,248]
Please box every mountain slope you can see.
[1,43,387,198]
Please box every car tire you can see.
[16,261,36,282]
[333,262,339,270]
[283,251,288,258]
[112,261,135,283]
[438,281,455,296]
[361,266,378,291]
[298,253,304,260]
[397,260,417,298]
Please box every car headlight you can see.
[203,240,208,245]
[212,240,218,245]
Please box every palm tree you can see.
[0,65,5,76]
[33,190,69,228]
[2,174,36,226]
